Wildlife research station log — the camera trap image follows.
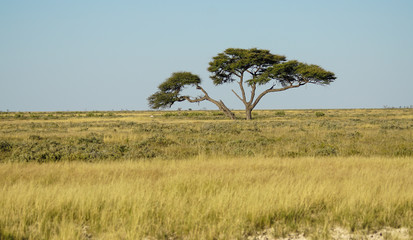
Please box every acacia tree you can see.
[148,48,336,120]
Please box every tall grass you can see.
[1,109,412,239]
[1,156,413,239]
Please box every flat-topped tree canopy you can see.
[148,72,201,109]
[158,72,201,92]
[252,60,336,86]
[148,48,336,120]
[208,48,286,85]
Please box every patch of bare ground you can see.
[248,227,410,240]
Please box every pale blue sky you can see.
[1,0,412,111]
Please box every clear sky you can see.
[1,0,412,112]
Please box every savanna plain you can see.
[0,109,412,240]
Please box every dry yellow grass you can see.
[1,156,413,239]
[1,109,412,239]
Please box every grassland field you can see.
[0,109,412,239]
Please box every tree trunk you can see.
[207,98,236,120]
[193,85,236,120]
[223,109,236,120]
[245,108,253,120]
[218,100,236,120]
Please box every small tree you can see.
[148,48,336,120]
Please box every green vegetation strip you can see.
[0,109,412,162]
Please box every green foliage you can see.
[1,109,412,162]
[86,112,105,118]
[296,64,336,85]
[78,133,104,144]
[208,48,335,87]
[148,72,201,109]
[394,145,413,156]
[208,48,286,85]
[315,142,338,156]
[148,91,180,109]
[6,133,129,162]
[12,139,63,162]
[158,72,201,92]
[14,113,23,119]
[274,111,286,117]
[255,60,336,86]
[0,141,12,152]
[162,111,218,119]
[315,111,325,117]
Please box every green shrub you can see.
[394,145,413,156]
[85,112,105,117]
[78,133,104,144]
[0,141,12,152]
[138,136,176,148]
[12,140,63,162]
[315,112,325,117]
[163,112,179,118]
[29,135,43,141]
[182,112,207,117]
[211,111,224,116]
[14,113,23,119]
[315,143,338,156]
[275,111,286,117]
[29,114,41,119]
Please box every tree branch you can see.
[251,81,308,109]
[232,89,243,102]
[238,74,247,105]
[183,96,208,103]
[194,84,236,119]
[254,66,262,75]
[195,84,210,97]
[248,83,257,105]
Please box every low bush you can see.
[0,141,12,152]
[0,109,412,162]
[315,111,325,117]
[275,111,286,117]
